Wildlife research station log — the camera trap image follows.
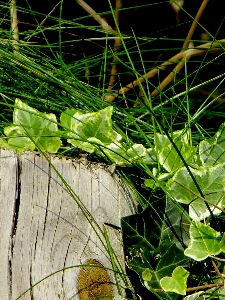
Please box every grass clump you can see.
[1,0,225,299]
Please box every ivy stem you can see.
[211,257,224,282]
[154,283,223,293]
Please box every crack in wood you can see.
[0,149,135,299]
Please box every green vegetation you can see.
[1,0,225,299]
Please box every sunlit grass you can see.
[1,0,225,298]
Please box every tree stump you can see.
[0,148,136,300]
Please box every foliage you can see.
[184,221,225,261]
[160,266,189,296]
[1,98,155,165]
[2,99,61,153]
[1,0,225,299]
[2,99,225,299]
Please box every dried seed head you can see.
[170,0,184,14]
[77,259,113,300]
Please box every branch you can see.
[154,282,224,293]
[75,0,115,33]
[105,0,123,102]
[211,257,225,282]
[106,39,225,102]
[151,0,210,98]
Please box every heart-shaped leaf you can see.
[4,99,61,153]
[60,106,121,153]
[184,220,224,261]
[160,266,189,295]
[167,164,225,220]
[154,131,196,173]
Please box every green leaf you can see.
[4,125,35,152]
[144,178,157,189]
[161,197,190,250]
[184,221,223,261]
[103,143,130,164]
[60,106,121,153]
[0,137,26,152]
[142,148,157,164]
[102,143,156,165]
[183,291,205,300]
[199,123,225,167]
[60,106,156,165]
[121,202,189,300]
[127,145,157,164]
[114,296,126,300]
[183,286,225,300]
[167,164,225,220]
[160,266,189,295]
[142,268,152,281]
[4,99,61,153]
[155,131,196,173]
[127,144,147,161]
[220,235,225,252]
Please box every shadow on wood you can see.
[0,149,136,300]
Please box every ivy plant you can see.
[1,99,225,299]
[1,99,62,153]
[0,99,156,165]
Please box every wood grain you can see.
[0,149,136,299]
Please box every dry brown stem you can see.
[155,282,224,293]
[211,257,224,282]
[106,39,225,102]
[75,0,115,33]
[105,0,123,102]
[186,283,224,292]
[151,0,210,98]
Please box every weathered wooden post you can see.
[0,148,136,299]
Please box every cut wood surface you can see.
[0,148,136,300]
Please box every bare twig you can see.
[154,282,224,293]
[210,256,225,262]
[0,18,105,50]
[81,46,90,84]
[186,283,223,292]
[105,0,123,102]
[106,39,225,101]
[211,257,224,282]
[75,0,115,33]
[10,0,19,51]
[151,0,210,98]
[183,0,210,50]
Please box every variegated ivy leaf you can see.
[154,131,196,173]
[3,99,61,153]
[104,143,154,165]
[122,205,189,300]
[60,106,121,153]
[184,286,225,300]
[184,220,225,261]
[167,164,225,220]
[103,142,129,164]
[160,266,189,295]
[199,122,225,167]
